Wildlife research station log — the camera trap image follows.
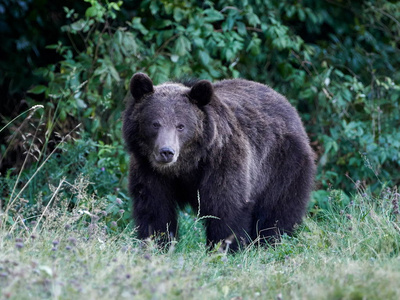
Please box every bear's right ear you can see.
[130,73,154,101]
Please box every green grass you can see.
[1,185,400,299]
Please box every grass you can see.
[1,183,400,299]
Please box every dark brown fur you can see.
[123,73,316,251]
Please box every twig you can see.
[214,26,263,33]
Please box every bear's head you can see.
[125,73,214,172]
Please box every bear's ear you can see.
[130,73,154,101]
[188,80,214,106]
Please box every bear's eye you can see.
[152,122,161,129]
[176,124,185,131]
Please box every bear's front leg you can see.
[129,169,177,247]
[205,217,250,252]
[199,172,253,252]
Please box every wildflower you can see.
[52,240,59,246]
[101,167,105,172]
[15,242,24,249]
[111,221,117,228]
[119,209,125,215]
[116,198,123,205]
[67,237,77,246]
[355,180,361,189]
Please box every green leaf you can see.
[131,18,149,35]
[175,36,191,56]
[76,99,87,109]
[237,22,247,35]
[29,85,47,94]
[173,7,184,22]
[203,9,224,22]
[108,64,120,82]
[199,50,210,65]
[247,12,260,26]
[70,20,86,31]
[85,6,97,18]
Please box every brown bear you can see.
[123,73,316,251]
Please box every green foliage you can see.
[21,0,399,193]
[0,134,131,230]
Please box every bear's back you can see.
[213,79,306,139]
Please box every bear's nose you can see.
[159,147,175,162]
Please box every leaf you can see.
[175,36,191,56]
[199,50,210,65]
[108,64,120,82]
[170,55,179,63]
[85,6,97,18]
[131,18,149,35]
[247,12,261,26]
[70,20,86,31]
[76,99,87,109]
[237,22,247,35]
[173,7,184,22]
[149,1,159,15]
[203,9,224,22]
[29,85,47,94]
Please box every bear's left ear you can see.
[188,80,214,106]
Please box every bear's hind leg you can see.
[252,134,315,244]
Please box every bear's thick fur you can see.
[123,73,315,250]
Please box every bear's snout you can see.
[159,147,175,163]
[152,128,179,166]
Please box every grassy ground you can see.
[1,187,400,300]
